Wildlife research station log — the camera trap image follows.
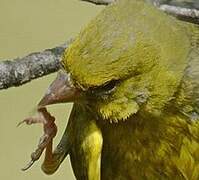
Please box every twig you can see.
[0,44,68,90]
[159,4,199,24]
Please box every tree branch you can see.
[159,4,199,24]
[0,43,68,90]
[82,0,199,24]
[1,0,199,90]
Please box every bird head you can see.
[39,0,190,123]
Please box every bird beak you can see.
[38,71,80,108]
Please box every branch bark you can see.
[0,0,199,90]
[0,43,68,90]
[159,4,199,24]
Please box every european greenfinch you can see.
[21,0,199,179]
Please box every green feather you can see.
[59,0,199,179]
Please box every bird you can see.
[20,0,199,179]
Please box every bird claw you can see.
[21,145,44,171]
[21,108,57,171]
[21,160,35,171]
[17,113,46,127]
[17,119,33,127]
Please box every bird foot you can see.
[18,108,57,171]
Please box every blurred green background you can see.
[0,0,102,179]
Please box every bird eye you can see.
[90,80,118,96]
[101,80,118,93]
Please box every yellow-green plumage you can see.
[61,0,199,179]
